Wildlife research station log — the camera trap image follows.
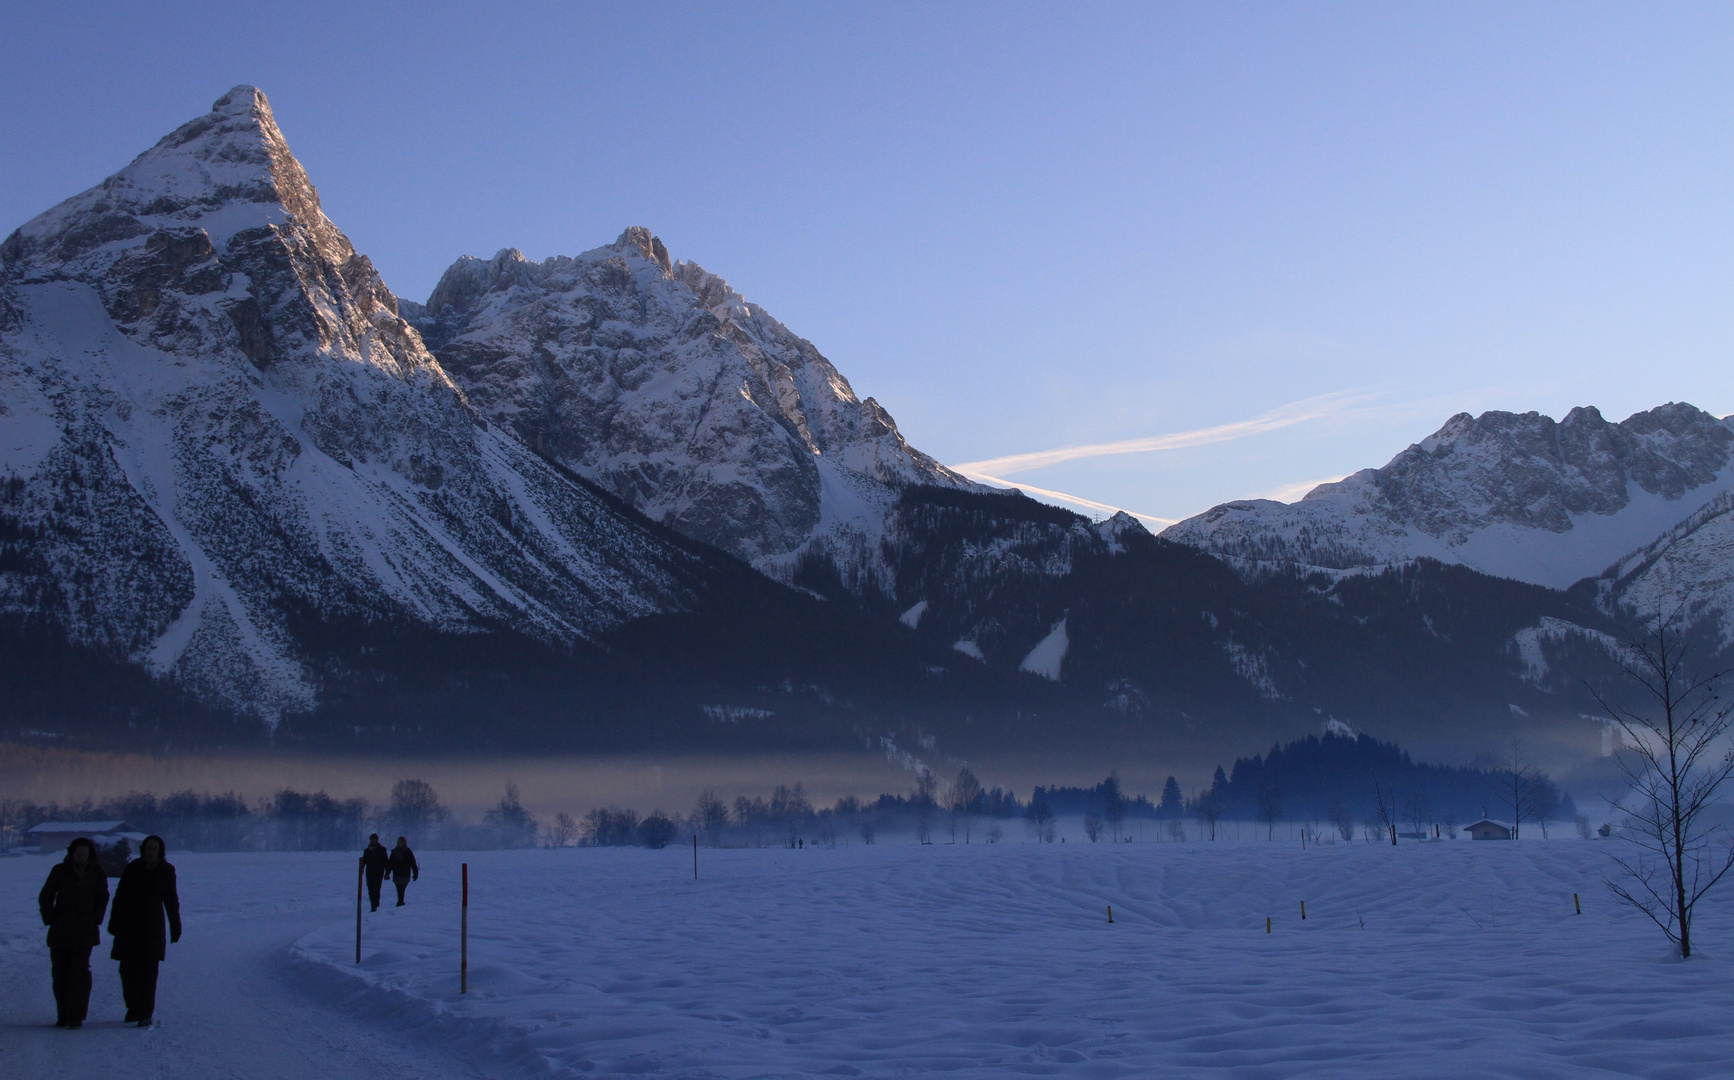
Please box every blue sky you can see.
[3,3,1729,523]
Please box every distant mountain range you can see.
[2,86,1726,766]
[1162,403,1733,591]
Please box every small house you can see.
[1464,819,1513,841]
[26,821,137,853]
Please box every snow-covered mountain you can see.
[402,239,970,584]
[0,87,748,724]
[0,85,1691,763]
[1163,404,1734,590]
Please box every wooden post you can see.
[460,862,469,994]
[1300,900,1307,920]
[355,859,363,964]
[1107,905,1113,923]
[693,834,698,880]
[1266,916,1271,934]
[1573,892,1581,916]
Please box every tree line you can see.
[0,779,541,853]
[1,733,1578,854]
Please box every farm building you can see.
[1464,819,1513,841]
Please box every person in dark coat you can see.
[38,837,110,1028]
[360,834,389,912]
[387,836,418,907]
[107,835,181,1027]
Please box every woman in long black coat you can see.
[38,837,109,1028]
[107,834,181,1027]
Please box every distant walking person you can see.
[360,834,389,912]
[108,835,181,1027]
[37,837,109,1028]
[388,836,418,907]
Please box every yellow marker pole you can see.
[1300,900,1307,920]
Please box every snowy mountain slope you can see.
[402,235,972,582]
[0,87,736,723]
[1597,489,1734,647]
[1163,404,1734,590]
[804,485,1629,761]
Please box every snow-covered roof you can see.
[1464,819,1513,831]
[27,821,131,834]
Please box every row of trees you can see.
[0,779,540,853]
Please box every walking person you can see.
[108,835,181,1027]
[360,834,389,912]
[37,837,109,1028]
[387,836,418,907]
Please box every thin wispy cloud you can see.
[953,470,1178,527]
[1246,474,1349,504]
[951,390,1375,478]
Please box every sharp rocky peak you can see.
[0,88,712,724]
[4,85,333,272]
[612,226,672,274]
[405,224,972,574]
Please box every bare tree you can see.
[1101,772,1127,842]
[1082,813,1102,842]
[548,811,580,847]
[951,768,983,843]
[1329,797,1355,843]
[1193,790,1222,841]
[1024,795,1055,842]
[1404,792,1431,840]
[912,771,938,844]
[952,769,984,813]
[1593,605,1734,959]
[1369,776,1398,845]
[693,789,730,846]
[1257,776,1281,840]
[1493,740,1546,840]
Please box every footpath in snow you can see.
[6,840,1733,1078]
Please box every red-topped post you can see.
[460,862,469,993]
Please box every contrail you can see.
[951,390,1373,478]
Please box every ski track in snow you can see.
[5,842,1733,1078]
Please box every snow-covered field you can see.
[4,838,1732,1078]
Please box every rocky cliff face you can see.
[1163,404,1734,590]
[403,233,971,581]
[0,87,714,724]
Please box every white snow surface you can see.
[7,842,1730,1079]
[898,599,928,629]
[1164,404,1734,590]
[1018,617,1069,681]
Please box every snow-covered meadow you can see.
[5,837,1733,1078]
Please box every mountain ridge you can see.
[1163,402,1734,590]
